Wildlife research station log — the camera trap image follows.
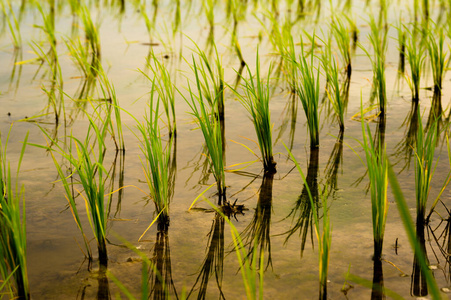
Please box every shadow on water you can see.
[241,171,275,271]
[284,147,319,256]
[188,211,225,299]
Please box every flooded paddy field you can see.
[1,0,451,299]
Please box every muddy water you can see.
[1,0,450,299]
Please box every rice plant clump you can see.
[0,130,29,299]
[184,57,226,203]
[366,16,388,114]
[404,26,425,102]
[294,36,321,149]
[232,53,276,173]
[35,109,114,268]
[137,85,173,229]
[361,114,388,259]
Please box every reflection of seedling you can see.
[286,145,331,299]
[388,164,442,299]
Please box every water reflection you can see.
[275,93,298,153]
[242,171,275,270]
[188,211,225,299]
[411,220,428,297]
[393,101,419,171]
[149,217,178,300]
[324,129,344,194]
[106,150,126,218]
[425,91,443,139]
[184,145,214,195]
[284,147,319,256]
[426,203,451,292]
[97,266,111,300]
[9,48,23,94]
[371,256,385,300]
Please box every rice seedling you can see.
[360,106,388,260]
[422,0,429,23]
[425,135,451,221]
[396,22,406,74]
[411,219,428,297]
[136,83,173,230]
[33,106,117,268]
[387,163,442,299]
[0,0,22,49]
[64,37,99,101]
[142,51,177,137]
[0,129,29,299]
[331,16,352,78]
[363,16,388,114]
[231,52,276,173]
[404,26,425,102]
[189,43,225,122]
[97,65,125,151]
[183,57,226,204]
[27,40,65,125]
[426,25,448,96]
[294,36,321,148]
[414,115,450,225]
[286,145,331,300]
[258,11,295,92]
[415,114,437,224]
[321,47,346,131]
